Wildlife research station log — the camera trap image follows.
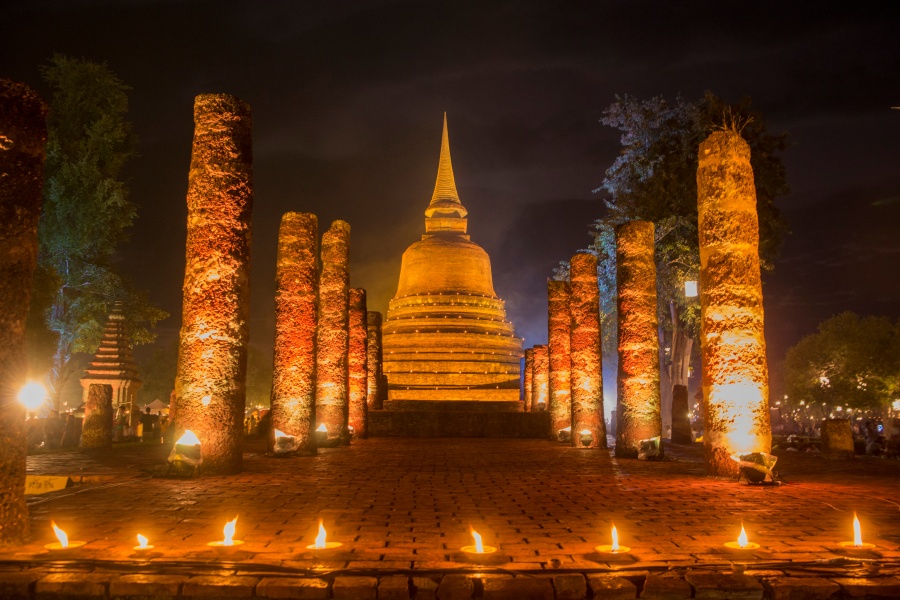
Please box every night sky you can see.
[3,1,899,394]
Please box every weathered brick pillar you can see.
[548,280,572,434]
[81,384,114,450]
[530,345,549,412]
[0,80,46,545]
[615,221,662,458]
[569,252,605,448]
[315,221,350,439]
[174,94,253,475]
[270,212,318,456]
[523,348,534,412]
[697,130,771,477]
[348,288,368,439]
[366,311,384,410]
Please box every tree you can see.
[593,92,789,430]
[29,55,167,408]
[784,312,900,416]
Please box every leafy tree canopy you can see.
[784,312,900,412]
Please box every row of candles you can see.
[44,514,876,556]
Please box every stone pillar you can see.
[671,386,693,444]
[697,130,771,477]
[821,418,854,460]
[366,311,384,410]
[569,252,605,448]
[270,212,318,456]
[174,94,253,475]
[0,80,46,545]
[348,288,368,438]
[81,384,113,450]
[315,220,350,439]
[615,221,662,458]
[530,345,549,412]
[523,348,534,412]
[548,281,572,434]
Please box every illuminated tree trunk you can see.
[270,212,318,456]
[81,384,113,450]
[548,281,572,433]
[0,80,46,545]
[569,252,605,448]
[348,288,368,439]
[697,130,771,477]
[366,311,384,410]
[523,348,534,412]
[174,94,253,475]
[615,221,661,458]
[531,345,549,412]
[315,221,350,439]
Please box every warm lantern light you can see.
[133,533,154,551]
[840,513,875,549]
[596,523,630,554]
[461,527,497,555]
[207,516,243,548]
[274,429,288,438]
[684,280,698,298]
[176,430,201,446]
[316,424,327,433]
[724,524,759,550]
[18,382,47,411]
[306,519,342,550]
[44,521,85,551]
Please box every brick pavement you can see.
[4,438,900,598]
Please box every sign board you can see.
[25,475,71,495]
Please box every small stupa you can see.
[382,115,523,409]
[80,301,142,426]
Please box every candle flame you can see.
[315,520,327,549]
[136,534,149,549]
[223,516,238,546]
[853,512,863,547]
[737,524,749,548]
[51,521,69,548]
[471,528,485,553]
[176,430,201,445]
[274,429,288,439]
[611,524,620,551]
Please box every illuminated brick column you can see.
[0,80,46,545]
[523,348,534,412]
[548,280,572,434]
[531,345,549,412]
[81,384,113,450]
[569,252,605,448]
[615,221,661,458]
[315,220,350,438]
[174,94,253,475]
[348,288,368,438]
[270,212,318,455]
[366,311,384,410]
[697,130,771,477]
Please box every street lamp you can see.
[684,280,698,298]
[18,382,47,412]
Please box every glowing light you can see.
[471,529,484,553]
[223,516,238,546]
[51,521,68,549]
[176,430,201,445]
[853,513,862,546]
[684,280,698,297]
[595,522,630,554]
[315,520,327,549]
[611,524,620,551]
[274,429,288,439]
[201,395,211,406]
[737,525,748,548]
[893,400,900,412]
[316,424,327,433]
[18,382,46,411]
[136,534,149,549]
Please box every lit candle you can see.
[44,521,86,551]
[461,527,497,556]
[840,513,875,549]
[724,524,759,550]
[595,523,630,554]
[207,516,244,548]
[306,519,342,550]
[133,533,154,552]
[315,423,328,443]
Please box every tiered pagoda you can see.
[382,115,523,409]
[80,302,142,425]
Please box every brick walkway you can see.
[5,438,900,598]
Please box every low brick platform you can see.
[4,438,900,598]
[370,408,550,437]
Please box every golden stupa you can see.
[382,114,524,408]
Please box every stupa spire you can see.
[425,113,467,234]
[430,112,461,205]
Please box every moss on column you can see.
[174,94,253,475]
[0,79,46,545]
[348,288,368,438]
[569,252,605,448]
[697,130,771,477]
[548,280,572,434]
[270,212,318,456]
[615,221,661,458]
